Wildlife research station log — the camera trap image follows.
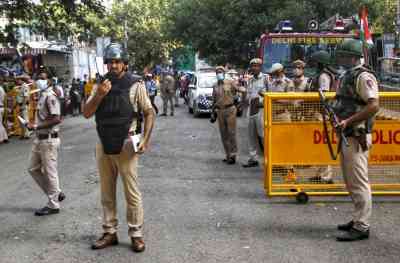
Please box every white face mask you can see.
[36,79,48,91]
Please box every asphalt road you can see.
[1,98,400,263]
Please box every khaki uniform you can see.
[212,80,245,159]
[269,76,294,122]
[0,85,8,142]
[16,83,31,138]
[292,76,309,92]
[89,81,152,238]
[247,73,269,161]
[28,88,62,209]
[340,71,378,232]
[161,75,175,115]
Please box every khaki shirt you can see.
[293,76,310,92]
[269,76,294,92]
[212,80,245,108]
[36,88,61,135]
[89,81,153,133]
[161,75,175,95]
[356,72,379,102]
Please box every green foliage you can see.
[0,0,105,44]
[167,0,394,67]
[90,0,178,70]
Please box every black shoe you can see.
[34,206,60,216]
[337,221,354,231]
[242,160,259,168]
[336,228,369,242]
[222,159,228,163]
[58,192,66,202]
[170,112,174,116]
[227,156,236,165]
[160,113,167,116]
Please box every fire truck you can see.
[257,16,355,76]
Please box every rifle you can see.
[318,89,349,160]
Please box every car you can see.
[187,72,217,117]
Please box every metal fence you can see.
[264,92,400,203]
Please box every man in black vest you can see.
[83,43,155,252]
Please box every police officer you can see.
[212,66,245,164]
[243,58,269,168]
[333,39,379,242]
[160,71,176,116]
[308,51,335,184]
[269,63,294,122]
[83,43,155,252]
[292,60,309,92]
[27,71,65,216]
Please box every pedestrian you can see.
[70,79,81,116]
[27,71,65,216]
[0,78,9,144]
[83,43,155,253]
[160,71,175,116]
[174,71,180,107]
[333,39,379,242]
[145,73,159,114]
[212,66,245,164]
[52,77,66,118]
[307,51,337,184]
[242,58,269,168]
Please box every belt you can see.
[37,132,59,140]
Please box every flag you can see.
[359,5,373,46]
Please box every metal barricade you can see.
[264,92,400,203]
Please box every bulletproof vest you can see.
[95,72,139,154]
[333,66,376,136]
[310,69,335,92]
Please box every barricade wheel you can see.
[296,192,309,204]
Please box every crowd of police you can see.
[0,37,380,256]
[211,38,379,242]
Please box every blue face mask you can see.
[36,79,48,91]
[216,73,225,81]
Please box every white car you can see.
[188,72,217,117]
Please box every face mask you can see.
[36,79,48,91]
[216,73,225,81]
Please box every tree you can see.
[89,0,178,70]
[0,0,105,44]
[166,0,392,67]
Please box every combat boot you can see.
[91,233,119,250]
[131,237,146,253]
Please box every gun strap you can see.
[321,109,342,160]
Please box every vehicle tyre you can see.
[193,101,200,117]
[296,192,309,204]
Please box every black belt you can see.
[37,133,59,140]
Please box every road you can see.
[1,98,400,263]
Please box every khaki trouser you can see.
[96,142,144,238]
[162,93,174,115]
[0,107,8,142]
[28,138,61,209]
[313,112,332,181]
[340,134,372,232]
[248,111,264,161]
[217,106,237,159]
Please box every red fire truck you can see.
[257,18,354,75]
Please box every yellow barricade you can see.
[264,92,400,203]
